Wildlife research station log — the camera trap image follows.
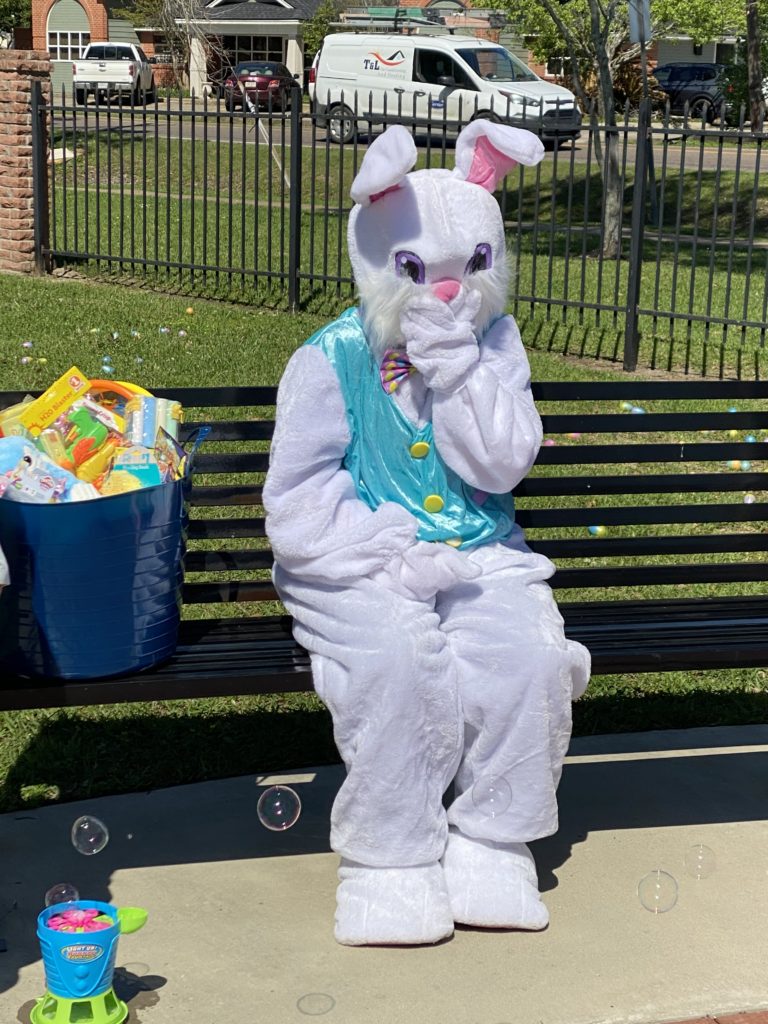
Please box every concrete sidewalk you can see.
[2,725,768,1024]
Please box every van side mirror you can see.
[437,75,456,87]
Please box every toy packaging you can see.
[0,368,186,505]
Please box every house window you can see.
[546,56,569,77]
[47,30,90,61]
[692,43,703,56]
[221,35,284,67]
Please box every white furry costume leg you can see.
[274,543,589,943]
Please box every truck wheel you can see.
[328,103,355,144]
[75,89,86,106]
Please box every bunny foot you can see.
[441,828,549,930]
[335,860,454,946]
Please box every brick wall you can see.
[0,51,50,275]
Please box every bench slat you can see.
[552,562,768,588]
[518,502,768,528]
[536,442,762,464]
[190,485,264,506]
[531,381,768,401]
[529,534,768,558]
[541,413,768,432]
[3,598,768,710]
[188,518,266,540]
[516,472,768,497]
[182,421,275,442]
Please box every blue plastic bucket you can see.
[0,475,191,679]
[37,900,121,999]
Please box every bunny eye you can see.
[394,250,425,285]
[466,243,492,275]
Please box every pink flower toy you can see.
[46,907,114,933]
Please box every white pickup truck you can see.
[73,43,156,104]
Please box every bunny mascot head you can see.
[264,122,591,947]
[348,121,543,357]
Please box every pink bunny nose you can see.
[431,278,461,303]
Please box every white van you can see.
[314,32,581,144]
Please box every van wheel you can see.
[470,109,502,124]
[328,104,355,144]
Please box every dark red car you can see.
[223,61,300,112]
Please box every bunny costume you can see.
[264,122,590,946]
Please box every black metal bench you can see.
[1,380,767,712]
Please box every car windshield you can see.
[235,63,278,77]
[457,48,538,83]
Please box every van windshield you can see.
[457,48,538,83]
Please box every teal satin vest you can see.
[306,308,515,550]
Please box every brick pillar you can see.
[0,51,51,274]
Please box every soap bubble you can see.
[638,869,678,913]
[71,815,110,856]
[471,775,512,819]
[684,844,716,880]
[297,994,335,1016]
[45,882,79,907]
[257,786,302,832]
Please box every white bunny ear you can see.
[350,125,418,207]
[453,121,545,193]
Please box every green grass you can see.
[0,273,767,815]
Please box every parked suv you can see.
[652,62,733,122]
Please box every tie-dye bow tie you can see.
[380,349,417,394]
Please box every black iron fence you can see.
[33,83,768,375]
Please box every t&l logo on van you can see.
[363,49,406,71]
[60,944,105,964]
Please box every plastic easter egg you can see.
[543,438,556,447]
[745,435,756,443]
[620,401,633,411]
[588,525,607,537]
[630,406,646,415]
[726,460,742,470]
[742,461,752,471]
[744,494,756,504]
[567,432,582,440]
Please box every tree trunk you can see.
[589,0,622,259]
[746,0,765,133]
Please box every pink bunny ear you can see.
[453,121,545,193]
[350,125,418,207]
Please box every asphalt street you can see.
[55,102,760,174]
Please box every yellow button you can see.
[409,441,431,459]
[423,494,444,513]
[445,538,462,548]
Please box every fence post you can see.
[287,97,303,311]
[31,78,50,274]
[623,97,650,372]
